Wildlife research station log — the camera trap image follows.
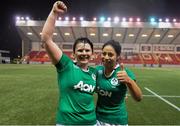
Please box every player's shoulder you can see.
[95,65,104,74]
[124,67,136,80]
[124,67,133,73]
[88,66,97,73]
[95,65,103,70]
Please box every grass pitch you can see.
[0,64,179,125]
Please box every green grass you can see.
[0,64,179,125]
[0,64,57,124]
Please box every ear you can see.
[72,53,77,60]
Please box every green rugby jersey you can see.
[55,54,96,125]
[95,65,136,125]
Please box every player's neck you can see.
[104,67,114,77]
[77,63,88,71]
[104,64,119,77]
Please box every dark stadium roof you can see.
[16,20,180,45]
[2,0,180,58]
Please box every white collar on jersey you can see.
[104,64,119,78]
[74,63,89,72]
[82,68,89,72]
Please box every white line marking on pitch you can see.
[127,94,180,98]
[145,87,180,111]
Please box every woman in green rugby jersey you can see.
[96,40,142,126]
[41,1,97,125]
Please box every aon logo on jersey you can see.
[74,81,95,93]
[96,87,112,97]
[99,89,112,97]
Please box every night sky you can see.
[0,0,180,59]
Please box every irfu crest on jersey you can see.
[110,77,119,88]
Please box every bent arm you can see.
[125,78,142,101]
[41,1,67,65]
[117,70,142,101]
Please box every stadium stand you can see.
[22,50,180,65]
[16,19,180,67]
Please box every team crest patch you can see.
[110,77,119,87]
[92,74,96,81]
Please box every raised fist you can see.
[53,1,67,14]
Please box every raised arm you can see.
[117,63,142,101]
[41,1,67,65]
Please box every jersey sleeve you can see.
[55,53,72,73]
[125,68,136,81]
